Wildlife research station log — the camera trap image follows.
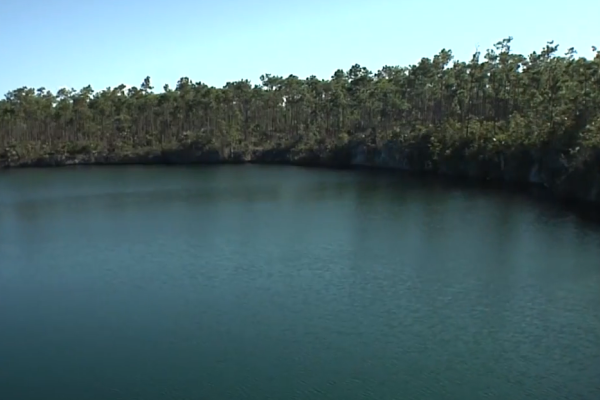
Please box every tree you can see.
[0,38,598,171]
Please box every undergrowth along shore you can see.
[1,38,600,209]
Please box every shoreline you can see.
[2,143,599,223]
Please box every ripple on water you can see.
[1,166,600,400]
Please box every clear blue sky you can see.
[0,0,597,95]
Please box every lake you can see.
[1,165,599,400]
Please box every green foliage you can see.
[1,38,599,167]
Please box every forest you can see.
[1,38,600,201]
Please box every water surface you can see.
[1,165,599,400]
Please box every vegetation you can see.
[1,38,600,197]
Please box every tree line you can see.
[1,38,599,165]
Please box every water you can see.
[1,165,599,400]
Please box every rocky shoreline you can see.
[2,142,599,216]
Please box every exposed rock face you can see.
[2,142,599,209]
[349,142,600,205]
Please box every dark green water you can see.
[1,165,599,400]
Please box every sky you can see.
[0,0,598,95]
